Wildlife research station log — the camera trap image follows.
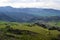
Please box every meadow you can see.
[0,21,60,40]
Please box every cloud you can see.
[0,0,60,10]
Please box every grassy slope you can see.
[46,21,60,27]
[0,21,60,40]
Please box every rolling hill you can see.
[0,21,60,40]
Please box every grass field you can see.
[0,21,60,40]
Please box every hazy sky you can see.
[0,0,60,9]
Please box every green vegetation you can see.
[0,21,60,40]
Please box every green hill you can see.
[0,21,60,40]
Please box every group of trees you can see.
[31,22,60,31]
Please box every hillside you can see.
[0,21,60,40]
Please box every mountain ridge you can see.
[0,6,60,22]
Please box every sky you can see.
[0,0,60,10]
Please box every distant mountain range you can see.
[0,6,60,22]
